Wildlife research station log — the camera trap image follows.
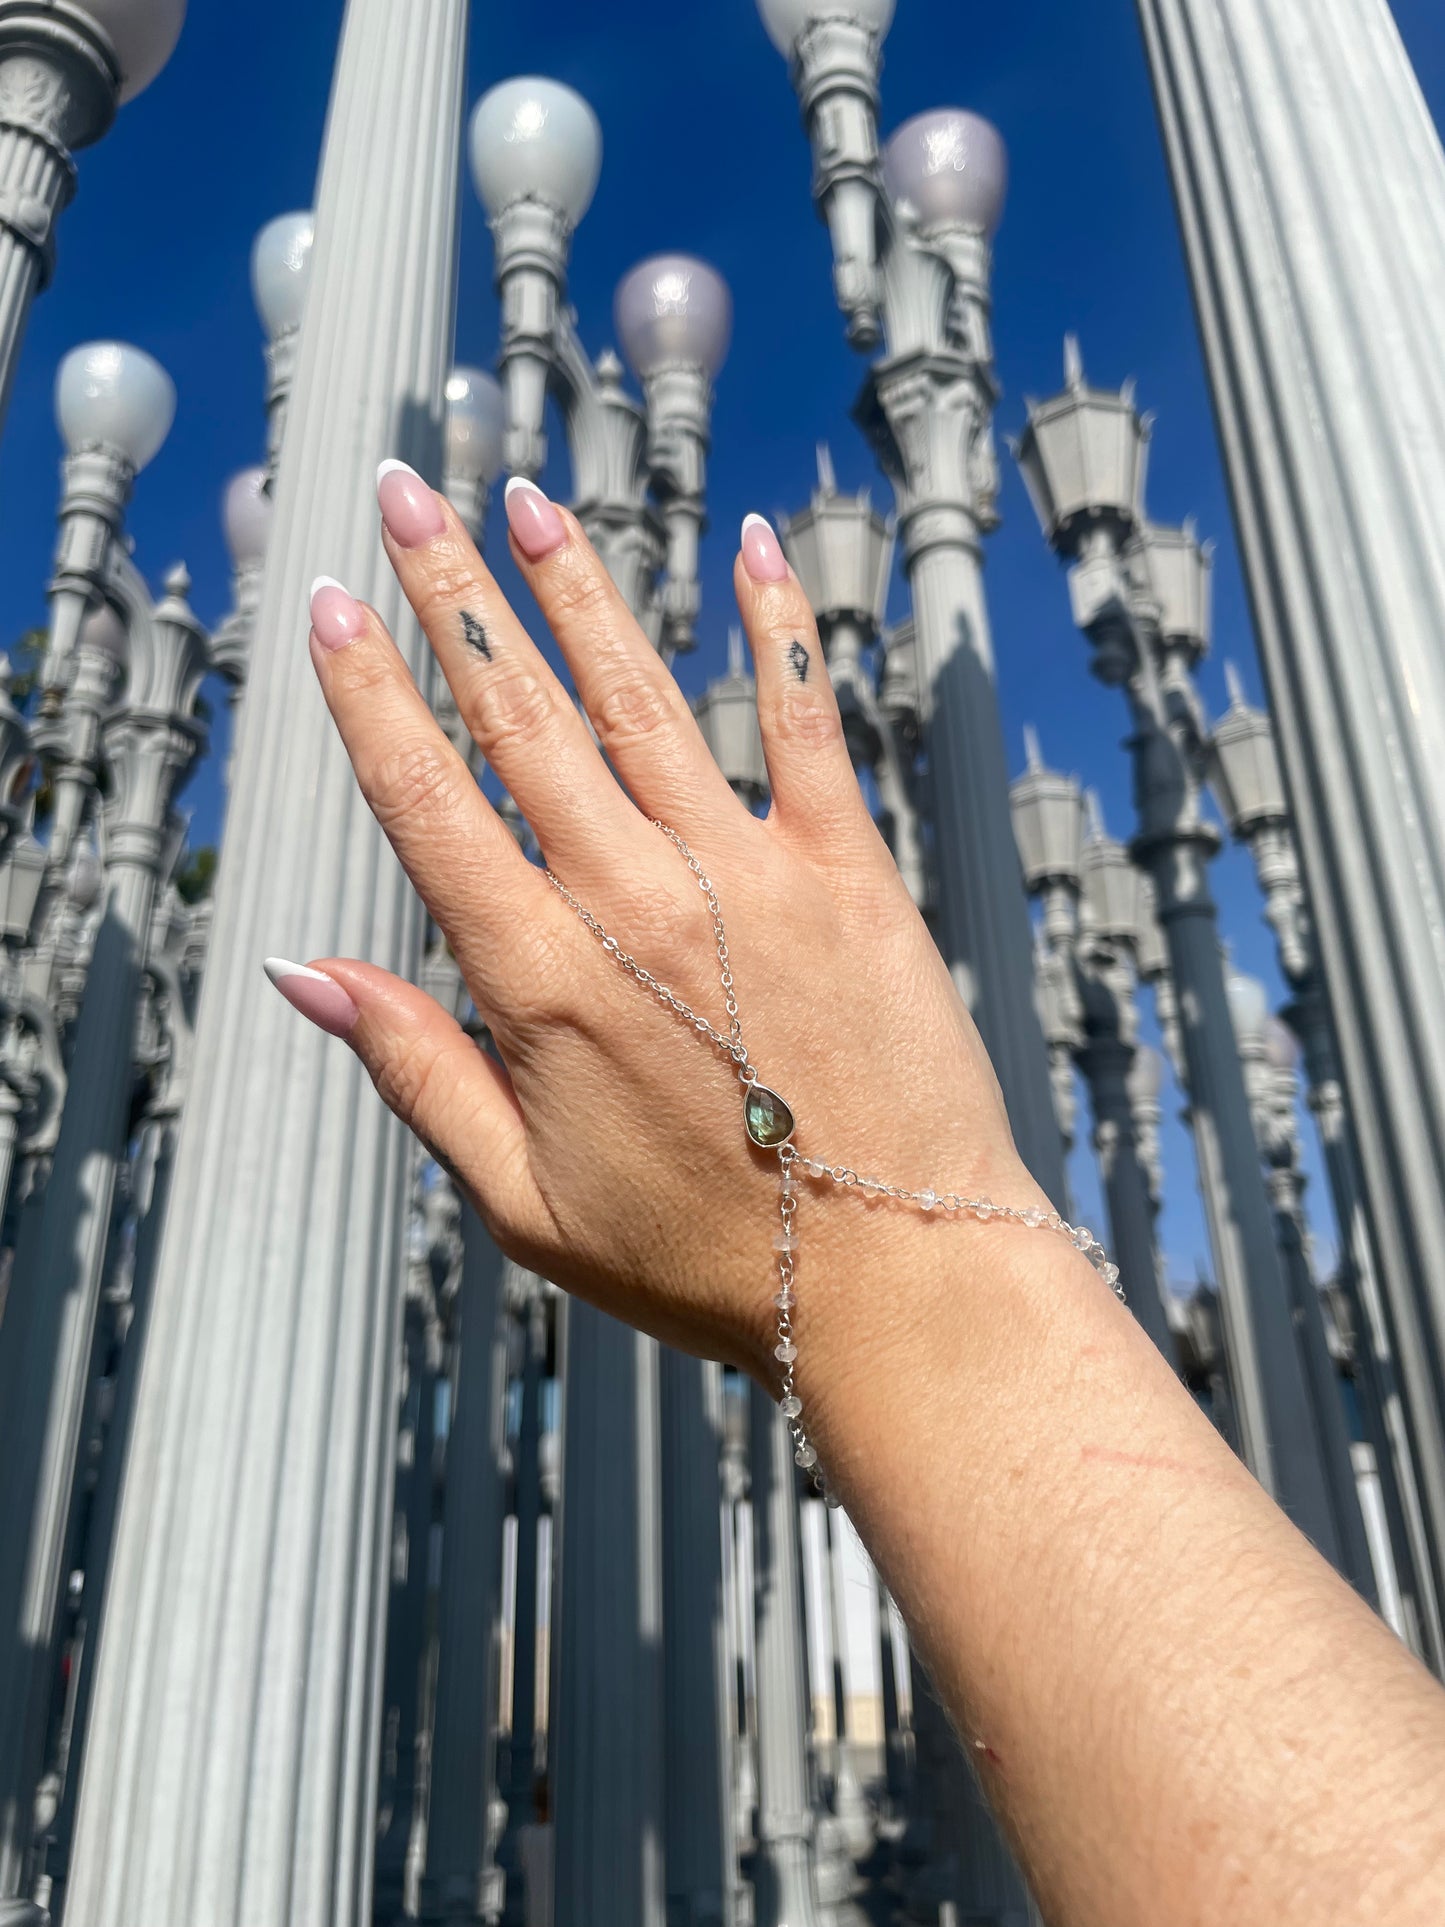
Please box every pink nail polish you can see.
[741,513,789,584]
[377,459,446,548]
[263,958,359,1038]
[310,576,366,651]
[504,476,567,561]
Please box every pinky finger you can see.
[263,956,552,1256]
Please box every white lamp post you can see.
[761,8,1065,1214]
[41,339,173,697]
[470,75,601,478]
[1015,342,1346,1561]
[0,0,183,437]
[614,253,731,655]
[250,210,314,480]
[442,364,505,542]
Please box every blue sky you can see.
[2,0,1442,1285]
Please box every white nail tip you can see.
[741,512,774,539]
[377,458,415,485]
[505,475,545,502]
[264,957,332,988]
[310,575,347,601]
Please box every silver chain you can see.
[546,821,1125,1504]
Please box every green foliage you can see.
[175,845,218,905]
[7,628,47,709]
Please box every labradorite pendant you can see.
[744,1084,795,1149]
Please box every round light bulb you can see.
[468,77,602,225]
[56,341,176,470]
[755,0,895,56]
[883,109,1008,235]
[251,211,315,337]
[79,0,187,104]
[77,599,128,663]
[222,466,272,568]
[1226,971,1271,1049]
[613,255,733,379]
[444,367,507,486]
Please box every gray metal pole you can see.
[419,1211,510,1926]
[1134,0,1445,1630]
[747,1383,829,1927]
[59,5,467,1917]
[0,574,204,1904]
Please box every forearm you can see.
[799,1204,1445,1927]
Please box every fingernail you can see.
[264,958,359,1038]
[741,513,789,584]
[310,576,366,652]
[504,476,567,561]
[377,459,446,548]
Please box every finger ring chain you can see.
[546,822,1124,1506]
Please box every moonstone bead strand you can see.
[775,1154,1125,1503]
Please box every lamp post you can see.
[442,365,505,544]
[780,448,926,906]
[60,4,470,1917]
[761,7,1064,1204]
[36,341,174,880]
[471,81,740,1927]
[614,252,730,656]
[249,209,314,484]
[1208,671,1440,1658]
[1134,0,1445,1660]
[1015,343,1342,1557]
[1010,746,1171,1356]
[0,0,184,437]
[0,555,206,1911]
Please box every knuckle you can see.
[545,557,614,627]
[411,556,486,630]
[468,670,562,756]
[607,877,712,966]
[374,1029,449,1137]
[501,923,575,1033]
[588,669,686,747]
[768,690,846,749]
[365,738,466,833]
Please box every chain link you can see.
[545,821,1125,1505]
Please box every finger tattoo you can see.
[787,639,810,683]
[461,610,493,661]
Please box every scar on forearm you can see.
[461,610,493,661]
[787,638,810,683]
[972,1737,1005,1774]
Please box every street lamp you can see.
[694,628,768,811]
[250,210,315,478]
[442,365,505,541]
[614,253,731,654]
[211,465,271,690]
[0,0,186,435]
[757,0,895,345]
[1015,337,1351,1561]
[469,75,601,477]
[43,339,174,693]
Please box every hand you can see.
[276,465,1051,1388]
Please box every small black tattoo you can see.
[787,639,810,683]
[461,610,492,661]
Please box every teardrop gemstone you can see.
[744,1084,795,1149]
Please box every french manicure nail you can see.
[741,513,789,584]
[504,475,567,562]
[263,958,359,1038]
[377,459,446,548]
[310,576,366,651]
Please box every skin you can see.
[297,477,1445,1927]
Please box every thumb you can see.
[263,955,548,1251]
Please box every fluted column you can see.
[1135,0,1445,1628]
[0,586,203,1904]
[60,6,466,1920]
[420,1213,509,1925]
[748,1383,828,1927]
